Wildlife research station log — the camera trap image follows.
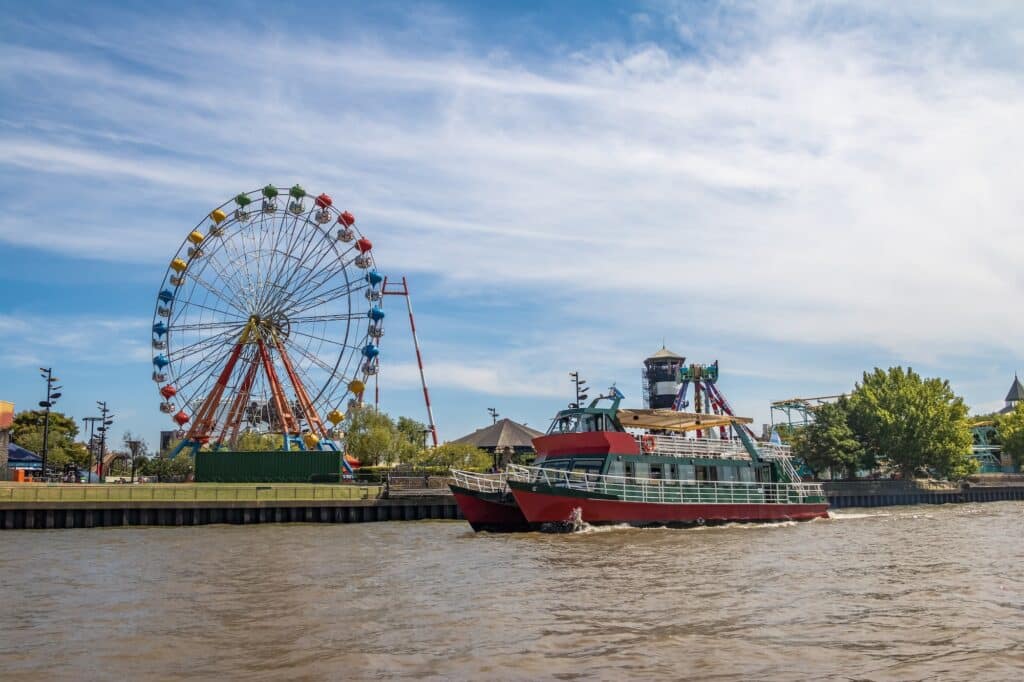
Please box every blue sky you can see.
[3,1,1024,449]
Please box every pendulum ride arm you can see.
[257,338,299,435]
[381,276,439,447]
[705,382,757,439]
[272,334,328,438]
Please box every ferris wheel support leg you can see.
[216,354,260,449]
[169,439,201,459]
[272,335,328,438]
[256,339,299,446]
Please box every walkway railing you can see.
[507,464,825,505]
[0,484,379,503]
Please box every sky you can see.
[3,0,1024,450]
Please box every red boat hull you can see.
[509,486,829,526]
[450,485,530,532]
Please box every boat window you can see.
[571,459,604,475]
[634,462,650,480]
[695,465,717,481]
[719,466,738,482]
[578,414,602,432]
[649,464,664,480]
[738,467,755,483]
[678,464,695,481]
[547,415,581,435]
[544,459,571,471]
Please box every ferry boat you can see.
[451,392,828,531]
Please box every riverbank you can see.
[3,479,1023,529]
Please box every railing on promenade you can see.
[0,483,380,504]
[506,464,825,505]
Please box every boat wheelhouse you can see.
[452,392,828,531]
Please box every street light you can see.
[569,372,588,409]
[96,401,114,483]
[83,416,102,483]
[38,367,61,478]
[126,439,142,484]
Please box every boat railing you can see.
[507,464,825,506]
[632,433,793,461]
[450,469,508,493]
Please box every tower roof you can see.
[646,346,684,362]
[1006,375,1024,403]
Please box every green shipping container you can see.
[195,451,343,483]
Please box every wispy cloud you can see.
[2,2,1023,434]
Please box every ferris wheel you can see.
[151,184,384,458]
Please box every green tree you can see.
[121,430,150,473]
[414,443,492,470]
[234,431,287,451]
[791,399,865,479]
[995,403,1024,467]
[394,416,427,461]
[846,367,975,480]
[11,410,89,470]
[344,408,399,466]
[140,453,193,482]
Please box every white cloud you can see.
[3,2,1024,422]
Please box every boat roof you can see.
[616,409,753,433]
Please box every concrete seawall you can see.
[3,483,1023,530]
[823,481,1024,508]
[0,496,462,530]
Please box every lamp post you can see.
[127,439,141,484]
[38,367,62,478]
[569,372,588,409]
[83,416,102,483]
[96,401,114,483]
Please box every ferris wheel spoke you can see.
[277,238,358,307]
[283,336,342,375]
[253,209,304,314]
[169,319,248,333]
[169,327,246,366]
[287,280,370,318]
[170,299,248,328]
[186,269,251,317]
[288,327,366,352]
[269,232,346,310]
[194,237,256,314]
[287,312,367,325]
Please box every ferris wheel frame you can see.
[150,184,385,458]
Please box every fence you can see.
[0,483,380,503]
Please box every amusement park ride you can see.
[641,348,754,440]
[151,184,437,465]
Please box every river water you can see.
[2,502,1022,681]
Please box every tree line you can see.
[786,366,996,481]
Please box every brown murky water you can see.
[2,503,1023,680]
